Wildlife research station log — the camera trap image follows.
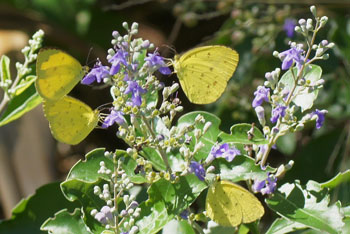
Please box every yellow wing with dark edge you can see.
[174,46,239,104]
[43,96,99,145]
[36,49,84,101]
[206,180,264,227]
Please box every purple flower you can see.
[270,105,287,123]
[206,143,240,164]
[180,209,189,219]
[279,45,305,70]
[102,110,125,128]
[189,161,205,181]
[145,49,171,75]
[124,81,147,106]
[81,63,110,85]
[283,19,296,38]
[109,49,128,75]
[94,206,113,224]
[252,86,270,108]
[252,174,277,195]
[311,109,327,129]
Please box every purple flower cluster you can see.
[311,109,327,129]
[145,50,171,75]
[252,173,277,195]
[81,61,110,85]
[80,31,172,129]
[102,110,125,128]
[283,19,296,38]
[279,45,305,70]
[109,50,128,75]
[94,206,113,224]
[270,105,287,123]
[206,143,241,164]
[125,80,147,107]
[189,161,205,181]
[252,86,270,108]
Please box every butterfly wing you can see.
[206,181,243,227]
[43,96,99,145]
[229,183,265,224]
[206,181,264,227]
[175,46,239,104]
[36,49,84,101]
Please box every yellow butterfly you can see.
[206,180,264,227]
[173,45,239,104]
[36,49,86,101]
[43,96,99,145]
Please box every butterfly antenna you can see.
[85,47,97,67]
[161,44,177,57]
[96,102,113,111]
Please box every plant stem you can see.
[190,220,204,234]
[114,155,119,234]
[261,19,320,167]
[0,50,31,114]
[140,114,172,172]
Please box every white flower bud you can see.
[310,6,317,17]
[327,42,335,48]
[123,195,130,205]
[175,106,183,112]
[298,19,306,25]
[203,122,212,134]
[320,16,328,27]
[130,226,139,234]
[131,22,139,31]
[195,114,205,123]
[294,26,301,33]
[170,83,180,93]
[206,165,215,173]
[194,141,205,153]
[162,87,171,99]
[194,129,201,139]
[122,22,129,30]
[255,106,266,126]
[90,209,98,216]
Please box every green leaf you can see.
[41,208,92,234]
[279,65,322,112]
[265,218,308,234]
[177,111,222,142]
[321,170,350,189]
[66,148,112,182]
[136,175,207,234]
[0,83,42,127]
[62,149,116,234]
[119,151,148,184]
[0,182,79,234]
[60,178,107,233]
[162,219,195,234]
[142,147,166,171]
[276,132,297,155]
[218,123,268,145]
[0,55,11,86]
[212,156,275,182]
[266,180,344,234]
[13,75,36,95]
[177,111,222,161]
[148,175,207,215]
[137,200,170,234]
